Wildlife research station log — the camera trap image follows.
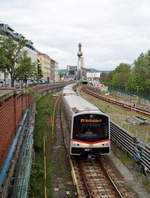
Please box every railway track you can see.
[81,86,150,117]
[58,96,136,198]
[71,156,136,198]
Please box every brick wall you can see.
[0,94,32,170]
[0,83,65,171]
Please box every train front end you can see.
[70,112,110,155]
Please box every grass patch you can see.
[142,176,150,193]
[29,93,56,198]
[111,143,150,194]
[111,143,134,168]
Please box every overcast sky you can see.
[1,0,150,70]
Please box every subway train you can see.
[62,84,110,156]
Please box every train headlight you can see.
[72,142,80,147]
[102,143,108,147]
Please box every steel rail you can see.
[76,158,126,198]
[81,86,150,117]
[99,158,124,198]
[78,162,93,197]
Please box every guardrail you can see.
[11,110,34,198]
[111,121,150,172]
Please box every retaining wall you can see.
[0,92,32,170]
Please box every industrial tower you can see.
[76,43,84,80]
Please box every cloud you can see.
[1,0,150,70]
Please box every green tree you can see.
[34,60,43,82]
[130,52,150,93]
[111,63,131,89]
[16,51,36,87]
[68,70,75,75]
[0,35,34,87]
[58,72,63,80]
[111,72,120,87]
[100,72,107,82]
[127,73,142,92]
[100,72,113,85]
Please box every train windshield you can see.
[73,114,109,142]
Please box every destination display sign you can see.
[80,119,102,123]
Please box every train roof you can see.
[63,83,76,95]
[63,90,76,95]
[64,95,101,113]
[64,83,76,88]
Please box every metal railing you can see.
[111,121,150,172]
[11,116,34,198]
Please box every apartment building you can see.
[37,52,51,82]
[37,51,58,82]
[50,58,58,81]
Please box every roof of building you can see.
[37,50,58,64]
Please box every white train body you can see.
[62,84,110,156]
[63,83,77,96]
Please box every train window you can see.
[73,114,109,142]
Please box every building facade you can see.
[37,52,50,82]
[50,58,58,81]
[87,72,101,82]
[37,52,58,82]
